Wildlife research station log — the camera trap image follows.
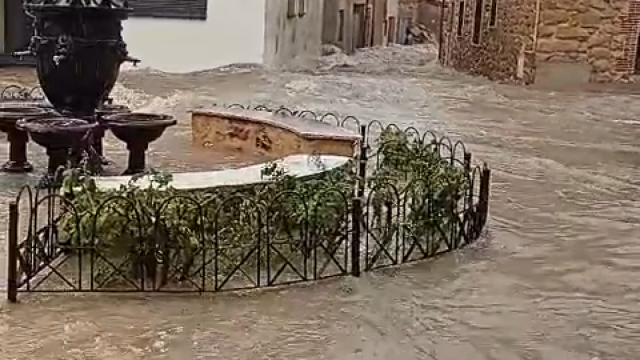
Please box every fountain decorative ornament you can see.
[11,0,176,181]
[21,0,138,116]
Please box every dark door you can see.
[387,16,396,45]
[635,35,640,74]
[5,0,33,54]
[353,4,366,49]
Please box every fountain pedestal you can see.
[102,113,176,175]
[0,106,51,173]
[95,103,131,164]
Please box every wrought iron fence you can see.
[5,105,491,301]
[0,85,45,102]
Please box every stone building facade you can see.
[441,0,537,84]
[397,0,446,44]
[322,0,399,53]
[264,0,326,68]
[441,0,640,84]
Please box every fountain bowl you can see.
[16,117,97,150]
[102,113,177,144]
[0,106,52,132]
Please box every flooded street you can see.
[1,46,640,359]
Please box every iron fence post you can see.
[8,202,19,303]
[351,197,362,277]
[463,152,471,173]
[357,125,367,198]
[479,164,491,227]
[438,0,446,64]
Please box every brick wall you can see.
[615,0,640,76]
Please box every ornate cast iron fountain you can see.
[9,0,176,183]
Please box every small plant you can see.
[59,157,355,288]
[54,126,470,288]
[366,127,470,258]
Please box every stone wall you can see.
[191,110,358,159]
[536,0,633,82]
[443,0,537,84]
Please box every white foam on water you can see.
[109,84,153,110]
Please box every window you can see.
[472,0,483,44]
[457,0,465,37]
[129,0,207,20]
[338,9,345,41]
[488,0,498,27]
[287,0,296,18]
[298,0,306,17]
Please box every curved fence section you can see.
[5,106,491,301]
[0,86,45,102]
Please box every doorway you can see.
[353,4,366,49]
[387,16,396,45]
[397,17,410,44]
[635,33,640,74]
[4,0,32,54]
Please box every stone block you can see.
[555,25,590,40]
[541,10,571,26]
[591,59,610,71]
[589,47,612,59]
[538,25,556,38]
[537,39,581,53]
[577,11,602,28]
[587,33,611,47]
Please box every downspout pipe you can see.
[438,0,445,64]
[532,0,542,52]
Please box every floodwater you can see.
[1,45,640,359]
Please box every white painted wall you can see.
[122,0,266,73]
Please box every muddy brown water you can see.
[0,48,639,359]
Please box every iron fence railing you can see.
[5,104,491,301]
[0,85,44,102]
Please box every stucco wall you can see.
[263,0,325,68]
[122,0,266,73]
[444,0,537,84]
[324,0,362,53]
[324,0,396,52]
